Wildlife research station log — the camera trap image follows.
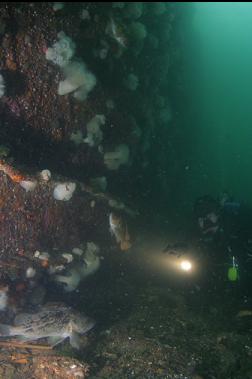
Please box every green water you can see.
[1,3,252,378]
[183,2,252,207]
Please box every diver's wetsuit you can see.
[218,202,252,263]
[195,196,252,298]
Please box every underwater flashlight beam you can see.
[180,260,192,272]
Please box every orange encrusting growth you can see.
[0,160,26,183]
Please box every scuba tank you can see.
[228,256,239,282]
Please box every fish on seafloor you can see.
[0,302,94,349]
[109,212,131,251]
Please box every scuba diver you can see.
[193,193,252,298]
[162,193,252,302]
[194,195,221,243]
[194,193,252,255]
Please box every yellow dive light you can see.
[180,260,192,272]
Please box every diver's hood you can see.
[194,195,220,218]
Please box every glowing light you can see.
[180,260,192,272]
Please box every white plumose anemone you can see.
[53,182,76,201]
